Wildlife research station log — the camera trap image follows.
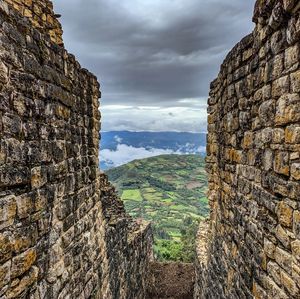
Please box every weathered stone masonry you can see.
[3,0,300,298]
[0,1,152,298]
[4,0,63,45]
[195,0,300,298]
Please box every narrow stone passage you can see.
[1,0,300,298]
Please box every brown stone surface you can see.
[2,0,300,298]
[3,0,63,45]
[0,1,153,298]
[195,0,300,298]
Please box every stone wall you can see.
[195,0,300,298]
[0,1,152,298]
[4,0,63,45]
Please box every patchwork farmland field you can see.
[106,154,209,262]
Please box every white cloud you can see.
[178,97,207,104]
[114,135,123,143]
[100,143,206,168]
[100,105,133,110]
[101,104,208,132]
[137,106,161,110]
[101,144,181,167]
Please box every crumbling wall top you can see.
[253,0,300,24]
[4,0,63,45]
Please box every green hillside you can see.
[106,154,208,262]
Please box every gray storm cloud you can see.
[52,0,255,132]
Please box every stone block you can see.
[31,166,47,189]
[56,198,73,221]
[271,54,284,81]
[258,100,275,126]
[271,30,286,54]
[264,238,276,259]
[291,70,300,93]
[24,0,33,7]
[272,128,285,143]
[291,163,300,180]
[0,61,8,86]
[2,113,22,137]
[242,131,254,149]
[239,111,251,130]
[253,87,263,102]
[292,262,300,288]
[291,152,300,160]
[262,274,289,299]
[280,269,300,297]
[6,266,38,298]
[293,211,300,239]
[16,194,33,219]
[56,104,71,120]
[275,225,290,248]
[274,151,290,176]
[4,138,25,164]
[272,76,289,98]
[51,141,67,163]
[0,195,16,230]
[288,181,300,200]
[276,201,293,228]
[267,261,281,286]
[269,3,285,30]
[285,125,300,144]
[283,0,297,12]
[0,260,11,290]
[12,225,37,254]
[252,281,267,299]
[61,227,74,248]
[23,8,32,18]
[0,231,12,264]
[261,127,273,145]
[285,44,299,70]
[291,240,300,261]
[0,165,30,188]
[274,247,292,274]
[262,149,273,171]
[276,94,300,125]
[11,248,37,278]
[34,190,47,212]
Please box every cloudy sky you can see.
[52,0,255,132]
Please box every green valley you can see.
[106,154,209,262]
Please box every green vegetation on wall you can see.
[106,154,209,262]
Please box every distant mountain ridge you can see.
[101,130,207,150]
[100,131,207,169]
